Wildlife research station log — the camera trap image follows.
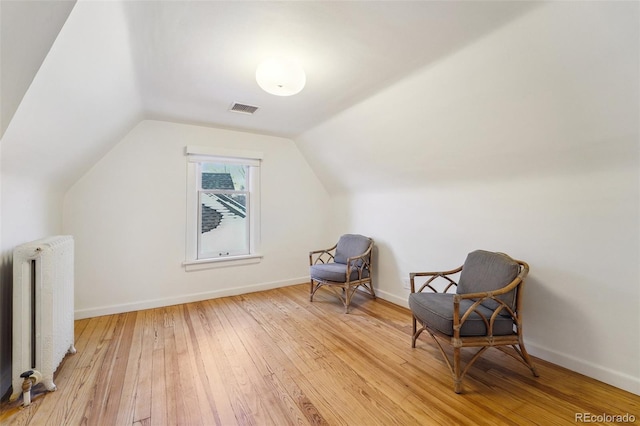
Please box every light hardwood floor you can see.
[1,284,639,425]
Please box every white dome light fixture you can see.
[256,57,306,96]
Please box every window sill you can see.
[183,254,263,271]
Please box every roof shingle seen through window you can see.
[202,173,234,190]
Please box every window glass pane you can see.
[186,150,261,266]
[199,193,249,258]
[201,163,247,190]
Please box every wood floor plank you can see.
[215,296,286,425]
[268,288,474,422]
[244,289,495,425]
[148,307,168,426]
[189,300,237,425]
[219,296,309,425]
[115,311,145,426]
[226,296,333,425]
[171,304,207,426]
[2,283,639,426]
[221,294,327,425]
[150,336,168,426]
[131,309,153,424]
[161,306,180,425]
[98,312,137,425]
[204,298,257,425]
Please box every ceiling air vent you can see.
[229,102,259,115]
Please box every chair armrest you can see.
[452,263,529,335]
[345,242,373,265]
[344,242,373,278]
[455,277,523,301]
[454,260,528,301]
[309,244,338,266]
[409,266,463,293]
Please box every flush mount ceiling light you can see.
[256,57,306,96]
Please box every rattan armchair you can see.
[408,250,538,393]
[309,234,375,313]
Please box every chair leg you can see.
[414,321,538,393]
[363,281,377,299]
[453,347,462,394]
[517,340,539,377]
[310,279,322,302]
[416,327,490,394]
[411,317,419,348]
[344,285,351,313]
[310,280,375,314]
[495,341,539,379]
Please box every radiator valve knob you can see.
[20,370,42,407]
[20,370,34,379]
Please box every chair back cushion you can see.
[334,234,372,265]
[457,250,520,312]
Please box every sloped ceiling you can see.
[296,2,639,194]
[1,0,143,193]
[0,0,537,192]
[0,0,76,139]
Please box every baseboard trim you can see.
[526,341,640,396]
[74,277,308,320]
[376,289,409,309]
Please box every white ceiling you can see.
[0,0,538,190]
[119,0,537,137]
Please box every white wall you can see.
[64,120,331,318]
[0,0,141,395]
[1,177,64,252]
[297,2,639,394]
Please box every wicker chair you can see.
[409,250,538,393]
[309,234,375,313]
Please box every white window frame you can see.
[184,146,263,271]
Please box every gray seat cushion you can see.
[310,263,370,283]
[409,293,514,336]
[334,234,371,265]
[457,250,519,312]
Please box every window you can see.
[185,146,262,269]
